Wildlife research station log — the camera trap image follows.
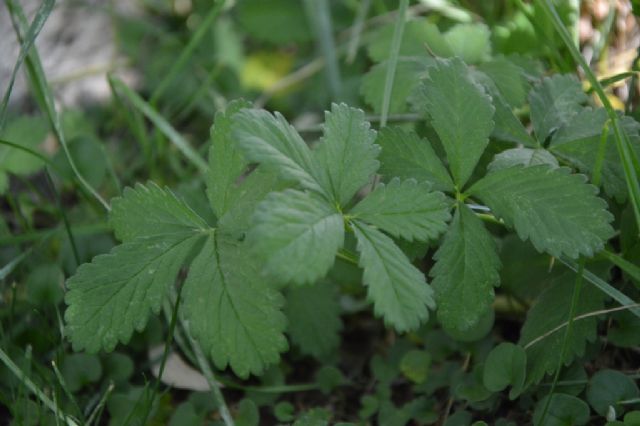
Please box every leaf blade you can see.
[416,57,495,187]
[232,108,326,196]
[469,165,614,258]
[377,126,454,192]
[314,103,379,205]
[430,203,500,332]
[182,235,287,378]
[248,189,344,285]
[351,178,450,242]
[352,220,434,332]
[110,182,208,242]
[65,234,201,353]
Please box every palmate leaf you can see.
[182,234,287,378]
[350,178,450,242]
[65,233,201,353]
[416,58,495,187]
[110,182,208,241]
[519,270,607,385]
[248,189,344,285]
[430,203,501,332]
[232,108,326,196]
[377,127,454,192]
[352,220,434,332]
[314,103,380,206]
[469,165,614,258]
[284,282,342,358]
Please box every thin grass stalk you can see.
[4,0,110,211]
[559,256,640,318]
[346,0,372,63]
[0,348,80,426]
[109,76,209,174]
[304,0,343,100]
[538,260,585,424]
[150,0,226,105]
[380,0,409,128]
[0,0,54,130]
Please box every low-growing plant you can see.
[3,0,640,424]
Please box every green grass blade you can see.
[86,383,114,426]
[109,76,208,174]
[538,0,640,234]
[0,348,80,426]
[380,0,409,128]
[0,138,58,172]
[0,0,54,130]
[346,0,371,63]
[600,249,640,285]
[51,361,85,423]
[304,0,342,100]
[538,260,585,424]
[559,256,640,318]
[149,0,226,105]
[4,0,110,211]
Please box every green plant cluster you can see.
[2,0,640,425]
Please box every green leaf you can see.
[471,69,536,147]
[360,58,430,114]
[469,165,614,258]
[550,108,640,202]
[430,203,500,332]
[0,116,48,176]
[65,233,201,352]
[235,398,260,426]
[237,0,311,44]
[182,235,287,378]
[368,20,451,62]
[529,74,588,143]
[61,353,102,392]
[368,21,491,64]
[443,23,492,64]
[488,148,559,172]
[519,271,607,385]
[377,127,454,192]
[352,220,434,332]
[416,58,495,187]
[351,178,450,242]
[249,189,344,285]
[478,57,530,107]
[217,167,283,235]
[533,394,590,426]
[400,350,431,384]
[284,282,342,358]
[207,99,252,219]
[110,182,209,242]
[314,103,379,206]
[232,108,326,196]
[587,369,640,416]
[482,342,526,399]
